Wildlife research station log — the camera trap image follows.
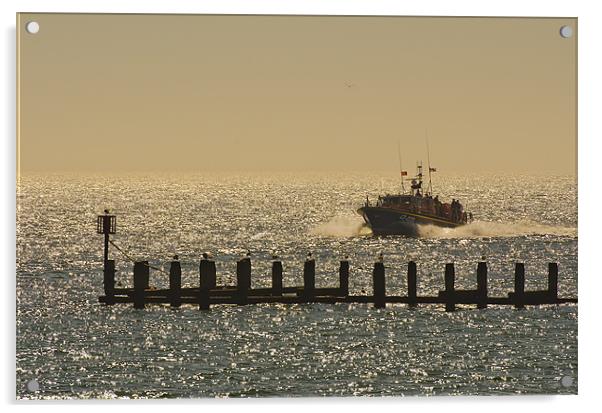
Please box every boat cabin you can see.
[372,193,468,224]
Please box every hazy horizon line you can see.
[17,168,577,177]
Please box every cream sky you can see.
[18,14,576,174]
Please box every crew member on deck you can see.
[434,195,442,216]
[451,199,458,222]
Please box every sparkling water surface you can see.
[16,172,577,398]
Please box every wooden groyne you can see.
[96,212,577,311]
[98,258,576,311]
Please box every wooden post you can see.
[303,259,316,301]
[373,262,386,309]
[477,262,488,309]
[237,258,251,305]
[407,261,417,308]
[548,262,558,302]
[339,260,349,297]
[199,259,215,310]
[514,263,525,309]
[245,257,252,289]
[103,259,116,305]
[169,260,182,308]
[444,263,455,312]
[133,261,148,309]
[272,260,283,296]
[200,259,217,290]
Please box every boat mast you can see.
[397,141,406,194]
[418,161,423,194]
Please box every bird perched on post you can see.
[307,252,313,260]
[104,209,110,214]
[378,252,384,263]
[271,251,279,260]
[202,252,209,260]
[173,254,179,261]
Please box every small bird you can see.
[104,209,110,214]
[202,252,209,260]
[344,255,349,260]
[378,252,384,263]
[307,252,313,260]
[173,254,179,261]
[246,250,251,257]
[271,251,279,260]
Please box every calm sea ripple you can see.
[16,172,577,398]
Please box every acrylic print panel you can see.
[16,13,577,398]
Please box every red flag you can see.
[400,171,408,176]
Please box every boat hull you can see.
[357,206,462,236]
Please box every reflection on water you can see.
[16,172,577,398]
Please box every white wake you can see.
[310,215,372,237]
[417,220,576,239]
[311,215,575,239]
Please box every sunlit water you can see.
[16,172,577,398]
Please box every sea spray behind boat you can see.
[311,216,575,239]
[417,220,576,239]
[310,214,371,237]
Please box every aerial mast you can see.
[397,141,406,194]
[426,130,434,196]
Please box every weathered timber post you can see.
[514,263,525,309]
[200,258,217,290]
[548,262,558,302]
[303,258,316,301]
[198,287,210,310]
[407,261,417,308]
[169,259,182,308]
[477,262,488,309]
[339,260,350,297]
[271,260,283,296]
[103,259,116,305]
[199,258,215,310]
[133,261,148,309]
[373,262,386,309]
[444,263,456,312]
[237,258,251,305]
